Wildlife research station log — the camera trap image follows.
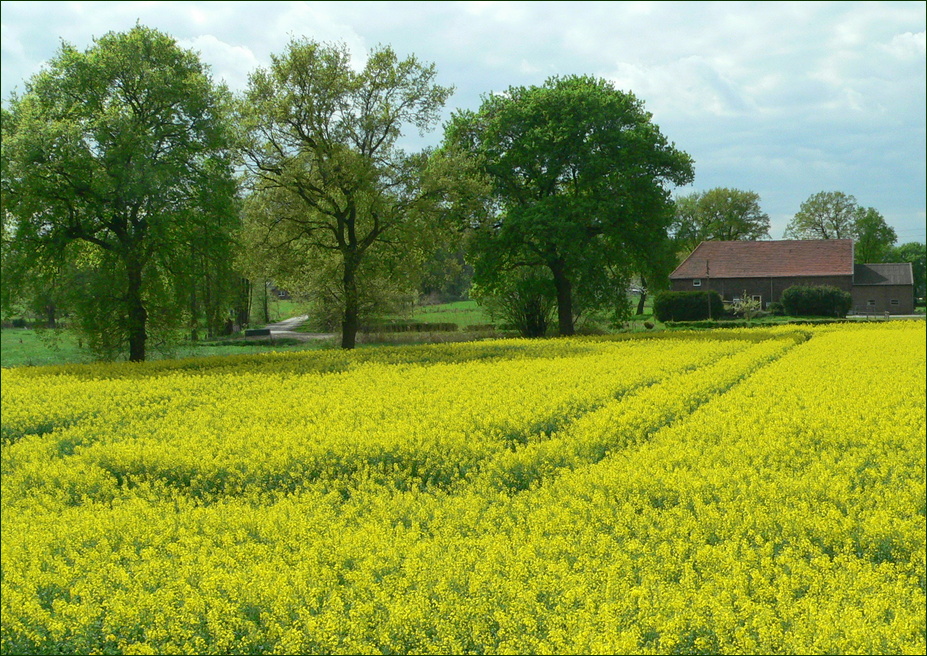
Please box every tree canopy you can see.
[783,191,899,264]
[1,25,238,361]
[239,39,461,349]
[671,187,770,254]
[853,206,897,263]
[884,242,926,301]
[784,191,859,241]
[445,75,694,336]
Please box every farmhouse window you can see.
[693,279,701,287]
[752,295,762,303]
[890,299,899,306]
[867,300,876,307]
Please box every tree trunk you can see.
[341,259,360,350]
[636,275,648,316]
[263,279,270,324]
[189,244,200,342]
[203,265,212,337]
[549,258,574,336]
[235,277,251,330]
[190,284,199,342]
[45,302,57,329]
[127,261,147,362]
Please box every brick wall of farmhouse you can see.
[851,285,914,314]
[670,275,854,307]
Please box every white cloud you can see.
[177,34,259,91]
[1,0,923,241]
[606,56,753,119]
[882,30,926,59]
[459,1,531,23]
[518,59,542,75]
[271,1,368,69]
[0,22,26,59]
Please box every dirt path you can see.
[261,316,335,342]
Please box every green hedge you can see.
[653,291,724,322]
[780,285,852,318]
[361,322,459,333]
[664,319,751,329]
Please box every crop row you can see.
[1,322,923,654]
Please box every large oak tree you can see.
[1,26,238,361]
[444,76,694,336]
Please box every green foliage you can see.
[781,285,853,318]
[239,39,465,350]
[671,188,771,253]
[445,75,693,337]
[471,268,557,338]
[767,301,786,316]
[1,25,238,361]
[884,242,926,300]
[301,255,417,333]
[663,319,751,329]
[419,246,473,302]
[853,207,897,263]
[784,191,859,240]
[653,290,724,322]
[361,322,459,333]
[783,192,898,267]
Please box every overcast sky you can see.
[2,0,925,242]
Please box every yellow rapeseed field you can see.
[1,322,924,654]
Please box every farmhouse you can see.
[670,239,915,314]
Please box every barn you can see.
[669,239,914,314]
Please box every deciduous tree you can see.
[783,191,902,267]
[445,75,693,336]
[784,191,858,240]
[1,26,238,361]
[239,40,459,349]
[884,241,926,300]
[671,187,770,253]
[853,206,897,263]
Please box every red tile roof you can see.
[670,240,855,279]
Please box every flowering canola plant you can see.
[1,323,924,654]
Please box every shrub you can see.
[767,302,785,316]
[470,269,556,338]
[780,285,852,318]
[653,291,724,322]
[730,291,763,320]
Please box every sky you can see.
[2,0,925,243]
